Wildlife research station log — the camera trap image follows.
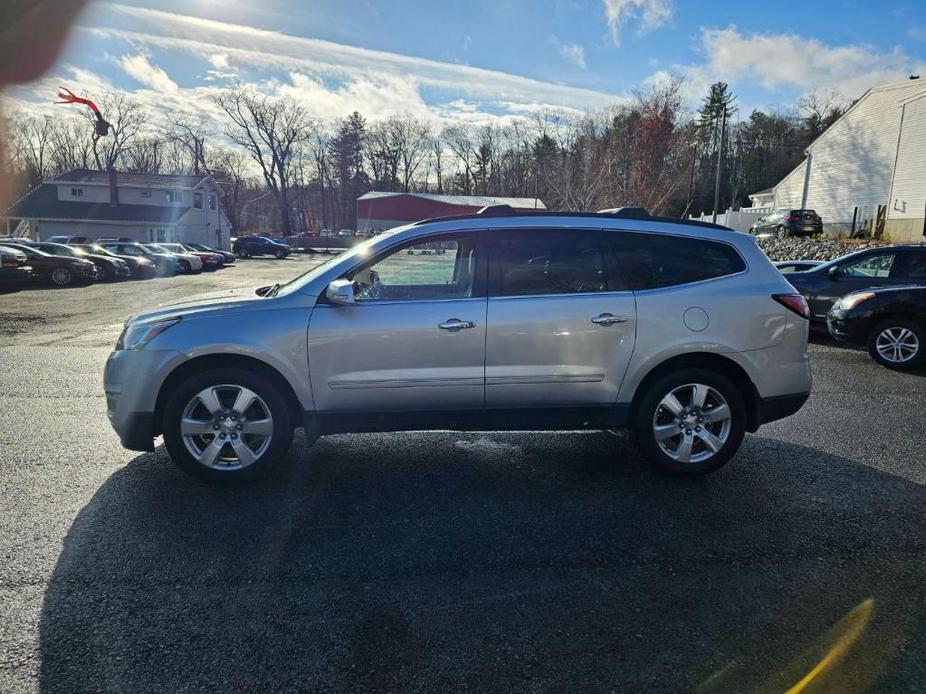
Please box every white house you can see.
[4,169,232,248]
[757,79,926,241]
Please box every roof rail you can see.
[597,206,650,219]
[476,204,517,217]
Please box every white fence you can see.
[688,208,770,233]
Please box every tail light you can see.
[773,293,810,319]
[786,215,799,223]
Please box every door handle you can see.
[591,313,629,326]
[438,319,476,330]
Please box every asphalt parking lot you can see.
[1,254,925,693]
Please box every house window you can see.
[166,191,182,203]
[156,228,167,242]
[208,194,217,211]
[70,187,83,197]
[141,190,152,198]
[193,192,203,209]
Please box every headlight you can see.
[115,317,180,351]
[836,292,875,311]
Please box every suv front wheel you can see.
[634,368,746,474]
[162,368,294,483]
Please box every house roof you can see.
[750,188,774,196]
[6,182,187,224]
[54,168,209,189]
[357,191,546,209]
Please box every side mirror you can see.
[826,266,841,279]
[326,278,356,305]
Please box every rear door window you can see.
[893,251,926,280]
[607,232,746,290]
[490,230,610,297]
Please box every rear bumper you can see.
[758,392,810,425]
[0,266,32,285]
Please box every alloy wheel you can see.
[652,383,732,464]
[51,268,72,285]
[875,327,919,364]
[180,384,274,470]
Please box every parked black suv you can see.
[750,209,823,237]
[827,285,926,370]
[785,245,926,325]
[232,235,292,259]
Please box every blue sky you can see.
[11,0,926,125]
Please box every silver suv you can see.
[104,208,812,482]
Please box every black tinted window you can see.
[610,232,745,289]
[493,230,607,296]
[898,252,926,279]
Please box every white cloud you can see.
[559,43,587,70]
[118,53,178,93]
[83,4,617,117]
[209,53,230,70]
[602,0,672,44]
[691,26,926,98]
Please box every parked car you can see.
[774,260,823,274]
[3,242,97,286]
[232,235,292,259]
[71,243,157,280]
[44,235,91,244]
[184,243,236,265]
[105,207,812,483]
[97,241,178,277]
[827,286,926,370]
[750,209,823,237]
[27,241,131,281]
[0,245,32,287]
[337,229,353,238]
[785,244,926,325]
[157,242,222,270]
[144,243,204,274]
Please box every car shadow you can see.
[38,432,926,692]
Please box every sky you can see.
[8,0,926,128]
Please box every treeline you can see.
[5,81,845,234]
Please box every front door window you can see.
[841,253,895,278]
[350,235,478,302]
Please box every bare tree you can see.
[48,117,95,173]
[82,93,145,170]
[215,88,313,235]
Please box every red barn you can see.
[357,192,545,234]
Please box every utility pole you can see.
[712,108,727,225]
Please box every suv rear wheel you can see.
[634,368,746,474]
[867,318,923,370]
[162,368,294,483]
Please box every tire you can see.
[236,248,250,259]
[274,249,285,259]
[178,260,190,273]
[50,267,73,286]
[101,264,113,281]
[776,225,789,238]
[162,368,294,484]
[867,318,924,370]
[633,367,746,475]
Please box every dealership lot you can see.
[1,255,925,692]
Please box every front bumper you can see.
[757,392,810,425]
[826,310,867,345]
[104,348,187,452]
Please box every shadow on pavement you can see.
[39,432,926,692]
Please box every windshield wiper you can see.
[261,282,283,297]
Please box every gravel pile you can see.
[756,235,887,262]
